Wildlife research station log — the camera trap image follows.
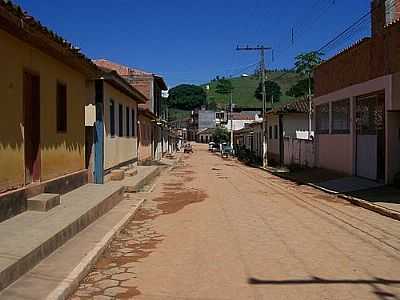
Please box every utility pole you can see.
[236,45,272,168]
[230,91,233,149]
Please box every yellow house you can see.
[0,1,99,221]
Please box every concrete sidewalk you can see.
[0,162,170,299]
[264,166,400,221]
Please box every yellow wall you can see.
[0,28,89,192]
[103,82,138,170]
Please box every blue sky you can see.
[16,0,371,87]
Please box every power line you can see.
[273,0,396,82]
[236,45,272,168]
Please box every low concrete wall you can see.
[317,134,353,175]
[284,138,315,168]
[0,170,88,222]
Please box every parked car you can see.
[221,145,233,158]
[208,142,215,152]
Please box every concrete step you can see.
[27,193,60,212]
[0,194,145,300]
[125,168,138,177]
[0,183,124,292]
[110,170,125,181]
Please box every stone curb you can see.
[257,166,400,222]
[339,194,400,221]
[46,198,146,300]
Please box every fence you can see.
[283,137,315,168]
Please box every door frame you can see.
[23,70,41,185]
[355,92,385,181]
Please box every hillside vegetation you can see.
[206,71,304,109]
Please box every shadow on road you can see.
[248,276,400,285]
[248,276,400,300]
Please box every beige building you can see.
[92,67,147,182]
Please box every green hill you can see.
[205,71,304,109]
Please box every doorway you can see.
[23,71,41,185]
[355,93,385,181]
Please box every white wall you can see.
[284,138,315,168]
[224,120,254,132]
[283,114,314,139]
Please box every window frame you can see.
[118,103,123,137]
[331,98,350,134]
[131,108,136,137]
[56,81,67,133]
[109,99,115,137]
[126,106,130,137]
[316,103,330,134]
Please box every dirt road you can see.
[72,144,400,300]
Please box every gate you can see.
[355,93,385,181]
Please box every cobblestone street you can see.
[72,144,400,299]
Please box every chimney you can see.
[372,0,400,35]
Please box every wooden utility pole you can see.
[236,45,272,168]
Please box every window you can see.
[316,103,330,134]
[332,99,350,134]
[126,106,130,137]
[110,99,115,136]
[56,82,67,132]
[274,125,278,139]
[118,104,123,137]
[131,108,136,137]
[269,126,273,139]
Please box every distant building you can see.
[198,110,216,129]
[196,128,216,144]
[93,59,169,163]
[224,112,260,132]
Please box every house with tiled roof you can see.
[313,0,400,184]
[0,0,100,220]
[93,59,168,163]
[265,99,314,166]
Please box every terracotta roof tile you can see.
[0,0,98,75]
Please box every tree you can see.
[207,98,218,111]
[293,51,323,138]
[212,127,230,145]
[286,78,314,99]
[215,79,234,95]
[294,51,323,77]
[255,80,282,103]
[167,84,207,110]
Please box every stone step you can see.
[27,193,60,212]
[0,183,124,292]
[125,168,138,177]
[110,170,125,181]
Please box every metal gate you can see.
[355,94,385,181]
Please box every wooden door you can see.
[23,72,41,184]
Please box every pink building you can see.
[313,0,400,184]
